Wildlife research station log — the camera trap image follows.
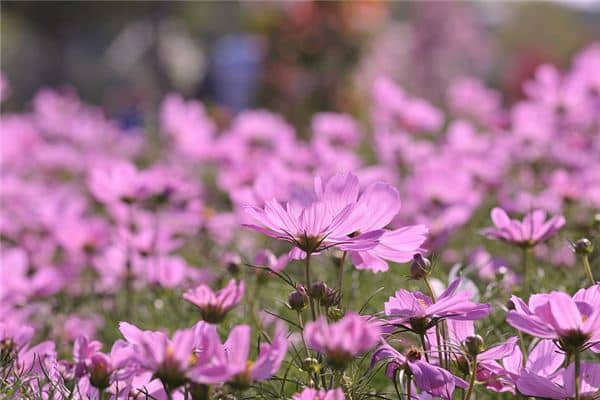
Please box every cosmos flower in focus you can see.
[384,278,491,334]
[244,197,383,257]
[506,288,600,354]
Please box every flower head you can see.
[384,278,491,334]
[506,288,600,354]
[484,207,565,247]
[517,362,600,400]
[244,195,383,257]
[314,173,428,272]
[183,279,245,324]
[188,323,288,388]
[304,312,380,369]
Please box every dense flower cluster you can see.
[1,44,599,399]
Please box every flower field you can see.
[1,38,600,400]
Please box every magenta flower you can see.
[517,362,600,400]
[506,290,600,354]
[372,342,467,400]
[384,278,491,334]
[314,173,428,272]
[244,197,383,257]
[160,93,215,161]
[188,323,288,388]
[484,207,565,247]
[183,279,245,324]
[304,312,380,369]
[293,388,345,400]
[118,321,209,391]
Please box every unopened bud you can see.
[327,306,345,322]
[301,357,321,373]
[464,335,485,357]
[410,254,431,280]
[309,281,328,300]
[320,288,339,308]
[288,286,308,311]
[506,300,516,310]
[574,238,594,256]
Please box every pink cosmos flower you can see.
[244,195,383,257]
[484,207,565,247]
[384,278,491,334]
[293,388,345,400]
[371,342,467,400]
[183,279,244,324]
[517,362,600,400]
[88,160,143,206]
[506,289,600,354]
[314,173,428,272]
[160,94,215,161]
[304,312,380,369]
[118,321,212,391]
[187,323,288,388]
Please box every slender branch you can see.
[574,351,581,400]
[583,255,595,285]
[337,251,347,305]
[463,355,477,400]
[305,253,317,321]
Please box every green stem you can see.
[337,251,347,305]
[583,255,595,285]
[517,330,527,365]
[575,351,581,400]
[406,375,412,400]
[464,355,477,400]
[522,247,531,290]
[419,332,430,363]
[424,277,436,302]
[297,312,310,358]
[424,277,446,368]
[305,253,317,321]
[392,369,402,400]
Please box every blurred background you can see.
[2,1,599,128]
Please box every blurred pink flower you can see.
[183,279,244,324]
[304,312,380,369]
[484,207,565,247]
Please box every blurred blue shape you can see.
[210,35,263,113]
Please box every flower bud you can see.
[288,287,308,311]
[222,253,241,276]
[327,306,345,322]
[464,335,485,357]
[309,281,328,300]
[506,300,516,310]
[573,238,594,256]
[301,357,321,373]
[320,287,339,308]
[410,254,431,280]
